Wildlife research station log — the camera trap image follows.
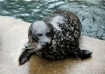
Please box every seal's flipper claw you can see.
[79,50,92,60]
[19,54,28,65]
[19,49,35,65]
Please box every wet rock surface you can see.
[0,16,105,74]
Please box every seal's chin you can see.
[34,42,52,51]
[35,44,47,51]
[33,44,43,51]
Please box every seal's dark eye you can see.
[37,34,43,36]
[46,32,51,37]
[32,36,38,42]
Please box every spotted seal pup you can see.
[19,10,92,65]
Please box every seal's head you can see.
[28,21,52,50]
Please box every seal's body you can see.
[19,10,92,65]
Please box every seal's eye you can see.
[46,32,51,37]
[32,36,38,42]
[37,33,43,36]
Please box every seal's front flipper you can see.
[19,49,35,65]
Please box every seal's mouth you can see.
[31,42,52,51]
[42,42,52,48]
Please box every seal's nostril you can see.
[46,42,49,45]
[45,42,52,46]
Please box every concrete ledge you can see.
[0,16,105,74]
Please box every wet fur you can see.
[19,10,92,65]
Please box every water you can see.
[0,0,105,40]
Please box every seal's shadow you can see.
[29,55,79,74]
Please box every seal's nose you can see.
[45,42,52,46]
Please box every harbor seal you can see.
[19,10,92,65]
